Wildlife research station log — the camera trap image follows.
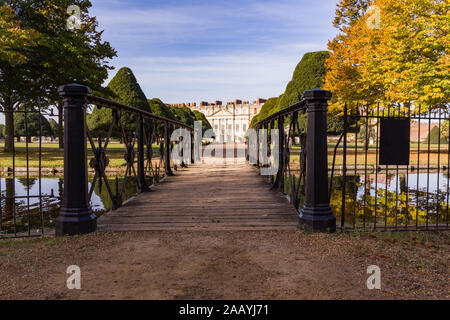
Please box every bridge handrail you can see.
[87,94,194,131]
[252,99,307,129]
[55,83,195,236]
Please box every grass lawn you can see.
[0,142,162,168]
[288,151,449,166]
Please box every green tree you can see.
[250,96,280,127]
[0,0,116,151]
[442,120,449,141]
[14,106,52,142]
[87,67,150,138]
[192,110,212,134]
[146,98,175,141]
[250,51,356,134]
[278,51,330,110]
[48,118,59,140]
[425,125,447,144]
[168,105,196,126]
[148,98,175,120]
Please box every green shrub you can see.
[87,67,150,137]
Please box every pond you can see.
[0,176,142,235]
[1,171,448,235]
[283,171,449,229]
[328,172,448,228]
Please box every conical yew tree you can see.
[87,67,151,138]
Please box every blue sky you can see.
[90,0,339,104]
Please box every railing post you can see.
[56,84,96,236]
[137,115,150,192]
[164,121,175,176]
[299,89,336,233]
[191,129,195,164]
[273,116,285,191]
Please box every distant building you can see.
[172,98,267,143]
[410,121,439,142]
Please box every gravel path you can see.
[0,231,448,300]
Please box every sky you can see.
[89,0,339,104]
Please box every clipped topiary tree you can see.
[168,105,196,127]
[148,98,175,120]
[250,51,358,134]
[192,110,213,134]
[87,67,151,138]
[425,125,447,144]
[250,96,280,127]
[278,51,330,110]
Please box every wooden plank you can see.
[98,160,299,231]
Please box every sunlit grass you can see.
[0,142,161,168]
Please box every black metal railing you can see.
[55,84,194,236]
[332,103,450,231]
[0,84,194,238]
[251,89,336,232]
[0,100,60,239]
[250,89,449,233]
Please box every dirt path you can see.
[0,230,448,300]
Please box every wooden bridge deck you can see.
[97,161,299,231]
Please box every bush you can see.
[425,126,447,144]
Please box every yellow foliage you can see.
[325,0,449,111]
[0,5,39,65]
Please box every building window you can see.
[214,124,218,130]
[254,108,257,114]
[243,124,247,132]
[227,124,232,130]
[235,124,240,132]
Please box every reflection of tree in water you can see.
[17,177,37,190]
[89,176,140,213]
[1,178,60,234]
[330,174,449,227]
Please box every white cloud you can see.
[110,42,327,103]
[89,0,337,103]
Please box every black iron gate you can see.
[331,103,450,231]
[0,100,60,239]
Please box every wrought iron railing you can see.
[250,89,336,233]
[333,103,450,231]
[0,101,60,239]
[0,84,194,238]
[251,100,307,208]
[55,84,194,236]
[250,89,449,233]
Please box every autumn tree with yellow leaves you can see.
[325,0,449,112]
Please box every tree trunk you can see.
[4,96,15,152]
[58,104,64,149]
[5,177,15,218]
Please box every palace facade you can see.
[171,98,266,143]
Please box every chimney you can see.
[215,101,222,106]
[234,99,242,105]
[257,98,267,104]
[200,101,208,107]
[192,102,197,107]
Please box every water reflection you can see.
[330,172,449,227]
[284,172,449,228]
[0,176,141,234]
